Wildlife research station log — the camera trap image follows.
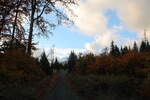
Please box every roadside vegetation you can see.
[0,0,77,99]
[67,40,150,100]
[0,0,149,100]
[0,41,64,99]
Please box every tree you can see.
[0,0,30,54]
[133,41,138,52]
[114,45,120,57]
[39,51,52,75]
[146,41,150,52]
[0,0,78,55]
[27,0,78,55]
[0,0,12,35]
[53,58,61,71]
[140,41,147,52]
[121,46,129,55]
[77,53,95,74]
[0,38,26,53]
[110,41,120,57]
[110,41,115,56]
[68,51,77,72]
[0,0,28,41]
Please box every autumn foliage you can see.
[0,50,45,86]
[68,41,150,100]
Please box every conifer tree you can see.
[68,51,77,72]
[53,58,60,71]
[110,41,120,57]
[146,41,150,52]
[140,41,147,52]
[133,42,138,52]
[40,51,52,75]
[121,46,129,55]
[110,41,115,56]
[114,45,120,57]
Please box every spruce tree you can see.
[110,41,115,56]
[53,58,60,71]
[140,41,147,52]
[146,41,150,52]
[121,46,129,55]
[68,51,77,72]
[110,41,120,57]
[133,42,138,52]
[114,45,120,57]
[40,51,52,75]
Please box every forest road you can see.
[42,70,82,100]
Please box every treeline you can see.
[110,40,150,57]
[67,40,150,75]
[37,51,64,75]
[67,40,150,100]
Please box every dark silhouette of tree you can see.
[133,41,138,52]
[0,0,30,54]
[11,0,22,40]
[0,0,78,55]
[121,46,129,55]
[140,41,147,52]
[0,0,12,35]
[68,51,77,72]
[53,58,61,71]
[0,0,28,41]
[146,41,150,52]
[27,0,78,55]
[76,53,95,74]
[110,41,115,56]
[114,45,120,57]
[110,41,120,57]
[101,47,108,56]
[0,39,26,53]
[39,51,52,75]
[50,58,64,72]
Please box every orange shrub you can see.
[120,51,145,76]
[87,55,113,74]
[0,50,45,85]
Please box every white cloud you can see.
[68,0,150,53]
[33,47,86,61]
[117,0,150,32]
[85,31,119,53]
[34,0,150,58]
[55,48,86,58]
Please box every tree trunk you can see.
[27,0,36,55]
[0,15,6,40]
[12,0,20,40]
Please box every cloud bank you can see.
[33,47,86,61]
[35,0,150,60]
[70,0,150,53]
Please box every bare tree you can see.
[0,0,78,55]
[0,0,29,41]
[27,0,78,55]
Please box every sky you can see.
[34,0,150,60]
